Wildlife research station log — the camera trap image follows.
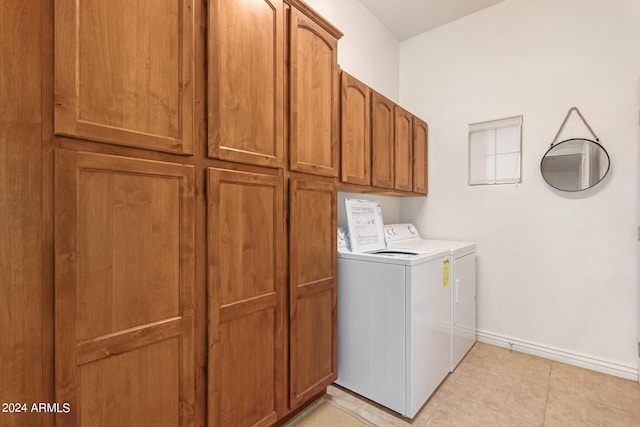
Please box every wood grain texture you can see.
[283,0,343,39]
[370,91,394,189]
[54,0,194,154]
[79,339,181,427]
[207,167,285,427]
[289,6,340,177]
[54,151,195,426]
[394,105,413,192]
[0,2,51,426]
[340,72,371,186]
[208,0,284,167]
[412,116,428,195]
[288,178,337,409]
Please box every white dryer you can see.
[385,223,477,372]
[335,200,451,418]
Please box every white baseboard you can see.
[476,329,639,382]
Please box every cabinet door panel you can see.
[394,106,412,192]
[55,0,194,154]
[340,72,371,186]
[79,339,181,426]
[371,91,394,189]
[289,178,337,408]
[207,168,285,426]
[208,0,284,167]
[412,117,428,194]
[289,7,339,177]
[54,150,195,426]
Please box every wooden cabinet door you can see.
[54,151,195,426]
[340,72,371,186]
[412,117,428,195]
[394,105,413,192]
[288,178,337,408]
[208,0,284,168]
[54,0,194,155]
[289,6,340,177]
[207,168,285,427]
[371,91,395,189]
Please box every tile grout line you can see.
[324,395,381,427]
[418,388,447,426]
[446,350,552,425]
[322,344,639,426]
[542,361,555,426]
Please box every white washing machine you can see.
[385,223,477,372]
[335,200,451,419]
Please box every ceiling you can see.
[358,0,507,41]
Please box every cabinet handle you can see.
[455,278,459,304]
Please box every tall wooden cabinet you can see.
[207,168,285,426]
[8,0,342,425]
[206,0,341,424]
[286,3,341,414]
[288,178,338,408]
[52,0,198,425]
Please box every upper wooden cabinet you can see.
[412,117,429,195]
[370,91,395,189]
[54,0,194,155]
[342,84,429,195]
[394,105,413,192]
[340,72,371,186]
[208,0,285,168]
[207,167,285,426]
[288,2,342,177]
[54,151,195,426]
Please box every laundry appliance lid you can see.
[344,198,386,253]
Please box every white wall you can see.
[399,0,640,377]
[303,0,399,102]
[303,0,403,226]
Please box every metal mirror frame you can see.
[541,107,611,192]
[540,137,610,192]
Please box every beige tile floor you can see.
[319,343,640,426]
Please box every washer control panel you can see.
[385,223,420,244]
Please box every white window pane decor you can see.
[468,116,522,185]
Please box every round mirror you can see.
[540,138,610,191]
